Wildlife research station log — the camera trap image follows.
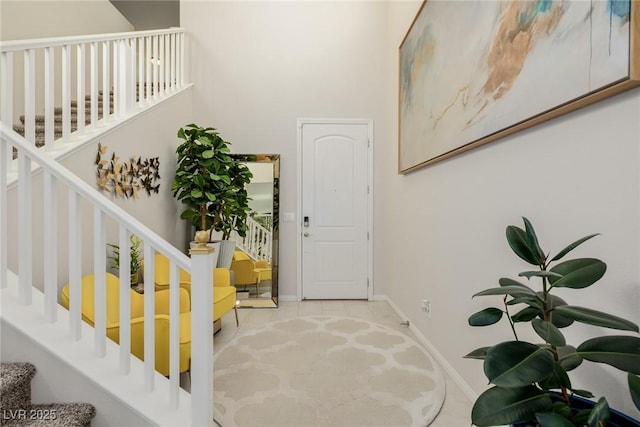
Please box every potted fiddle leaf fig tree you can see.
[465,217,640,427]
[171,123,252,267]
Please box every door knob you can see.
[304,232,310,237]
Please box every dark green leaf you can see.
[577,335,640,374]
[506,296,543,309]
[474,285,536,298]
[512,307,541,322]
[629,373,640,411]
[464,347,490,360]
[548,258,606,289]
[545,294,574,329]
[190,188,203,198]
[532,318,566,346]
[551,401,572,419]
[535,411,575,427]
[484,341,555,388]
[587,397,610,427]
[506,225,541,266]
[471,386,552,426]
[499,278,541,298]
[539,363,571,390]
[523,217,546,264]
[519,270,563,280]
[469,308,503,326]
[573,389,595,398]
[202,150,214,159]
[557,345,583,372]
[551,233,601,262]
[554,306,639,332]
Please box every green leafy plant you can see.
[466,217,640,426]
[107,235,142,284]
[171,124,253,239]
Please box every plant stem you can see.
[503,295,519,341]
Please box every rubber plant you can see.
[171,124,252,239]
[465,217,640,426]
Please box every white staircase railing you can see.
[233,216,272,263]
[0,28,186,154]
[0,122,215,426]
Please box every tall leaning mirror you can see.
[229,154,279,308]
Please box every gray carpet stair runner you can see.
[12,91,115,155]
[0,362,96,426]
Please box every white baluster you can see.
[44,46,55,149]
[145,36,151,102]
[17,149,32,304]
[143,244,155,391]
[170,33,176,91]
[61,45,71,139]
[0,51,12,288]
[189,240,215,427]
[90,42,98,127]
[152,35,159,99]
[118,227,132,374]
[129,38,136,108]
[93,207,106,357]
[76,44,86,134]
[44,170,57,321]
[68,190,81,339]
[169,259,180,408]
[164,34,170,94]
[159,35,165,97]
[102,40,110,121]
[138,37,144,104]
[179,32,185,86]
[24,48,35,145]
[113,40,120,117]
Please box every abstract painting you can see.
[399,0,639,173]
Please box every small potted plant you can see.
[465,217,640,426]
[171,124,252,267]
[107,234,142,286]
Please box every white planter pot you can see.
[213,240,236,268]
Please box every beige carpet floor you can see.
[214,316,446,427]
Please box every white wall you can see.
[382,1,640,419]
[181,0,390,298]
[183,0,640,419]
[6,90,194,290]
[0,0,133,41]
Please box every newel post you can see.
[189,231,216,427]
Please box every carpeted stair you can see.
[0,362,96,426]
[11,92,115,157]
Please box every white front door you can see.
[300,120,371,300]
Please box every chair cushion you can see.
[213,286,236,322]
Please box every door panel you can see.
[301,122,369,299]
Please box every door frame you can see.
[296,118,374,301]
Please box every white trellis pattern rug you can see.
[214,316,446,427]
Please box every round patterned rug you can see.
[214,316,446,427]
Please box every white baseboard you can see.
[379,294,477,403]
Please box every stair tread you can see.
[1,363,37,411]
[1,403,96,427]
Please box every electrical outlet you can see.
[421,299,431,318]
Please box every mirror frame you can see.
[230,154,279,307]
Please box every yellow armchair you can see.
[231,251,272,296]
[60,273,191,377]
[153,253,238,329]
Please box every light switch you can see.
[282,212,296,222]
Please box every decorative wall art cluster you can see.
[95,143,160,198]
[398,0,639,173]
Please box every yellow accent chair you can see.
[153,253,239,329]
[231,250,272,296]
[60,273,191,376]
